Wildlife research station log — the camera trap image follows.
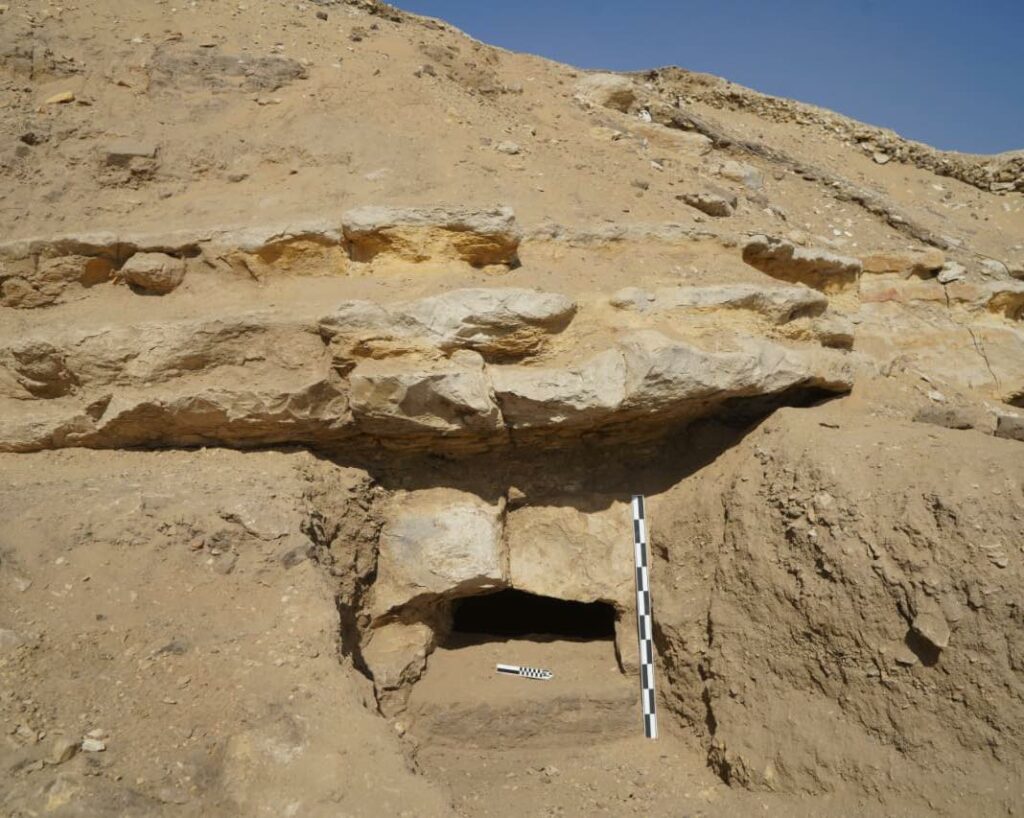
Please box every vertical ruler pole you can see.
[631,494,658,739]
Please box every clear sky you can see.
[396,0,1023,155]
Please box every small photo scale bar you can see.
[632,494,658,740]
[495,663,554,681]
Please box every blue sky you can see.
[396,0,1023,155]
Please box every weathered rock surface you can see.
[855,295,1024,401]
[573,73,637,112]
[348,350,503,440]
[371,488,505,617]
[342,205,521,267]
[118,252,186,294]
[491,349,629,430]
[995,413,1024,442]
[677,190,737,217]
[0,207,525,308]
[985,280,1024,319]
[220,226,349,279]
[320,287,576,364]
[913,403,991,432]
[743,235,863,291]
[507,501,632,609]
[715,160,764,190]
[0,253,114,307]
[362,620,436,714]
[861,249,945,277]
[401,288,576,358]
[937,261,968,284]
[610,284,828,324]
[495,331,851,433]
[806,314,855,350]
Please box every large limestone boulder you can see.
[342,205,521,268]
[610,284,828,324]
[348,350,503,438]
[743,235,862,291]
[370,488,506,617]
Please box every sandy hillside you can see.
[2,1,1023,816]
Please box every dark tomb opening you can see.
[449,589,616,642]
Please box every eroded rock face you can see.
[574,73,637,112]
[0,207,524,308]
[995,413,1024,441]
[743,235,862,291]
[320,287,577,364]
[80,380,351,449]
[610,284,828,324]
[854,297,1024,402]
[342,205,521,268]
[0,298,854,453]
[492,349,629,430]
[400,288,576,359]
[221,228,349,280]
[349,350,503,439]
[1,341,78,398]
[0,254,115,307]
[495,331,854,435]
[862,249,945,277]
[677,190,737,218]
[370,488,506,618]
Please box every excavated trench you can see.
[319,389,850,759]
[406,590,634,752]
